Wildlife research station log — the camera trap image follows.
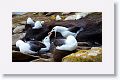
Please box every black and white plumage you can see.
[22,25,49,41]
[16,40,45,54]
[16,35,51,54]
[25,17,35,31]
[50,26,84,38]
[40,35,51,52]
[26,17,35,26]
[54,35,78,51]
[25,17,45,30]
[32,21,42,29]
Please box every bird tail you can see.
[75,27,84,37]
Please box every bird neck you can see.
[58,27,68,32]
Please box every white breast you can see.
[56,35,78,51]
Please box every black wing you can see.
[53,39,65,46]
[69,27,82,33]
[29,41,46,52]
[28,41,46,48]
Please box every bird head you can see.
[42,36,50,43]
[27,17,34,25]
[49,26,68,37]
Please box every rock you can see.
[12,45,19,51]
[76,46,91,50]
[30,53,53,59]
[12,51,39,62]
[20,33,26,39]
[62,12,71,15]
[52,49,76,62]
[12,24,17,29]
[46,12,56,16]
[13,25,25,34]
[62,47,102,62]
[31,58,54,62]
[33,12,39,15]
[64,15,77,20]
[12,33,25,45]
[77,42,90,46]
[19,21,26,25]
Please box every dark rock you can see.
[31,58,54,62]
[12,51,38,62]
[12,45,19,51]
[52,49,76,62]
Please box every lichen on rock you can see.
[62,47,102,62]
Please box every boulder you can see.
[12,51,39,62]
[62,47,102,62]
[52,49,76,62]
[12,33,25,45]
[31,58,54,62]
[13,25,25,34]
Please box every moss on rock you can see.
[62,47,102,62]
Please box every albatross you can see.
[54,35,78,51]
[49,26,84,38]
[16,34,51,54]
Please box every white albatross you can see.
[55,35,78,51]
[49,26,83,38]
[16,35,51,54]
[40,35,51,52]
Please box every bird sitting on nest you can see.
[16,34,51,54]
[51,35,78,62]
[25,17,44,30]
[25,17,35,30]
[49,26,84,38]
[22,19,47,41]
[54,35,78,51]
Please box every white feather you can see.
[32,21,42,29]
[16,40,37,54]
[40,36,50,52]
[56,35,77,51]
[27,17,34,25]
[51,26,77,38]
